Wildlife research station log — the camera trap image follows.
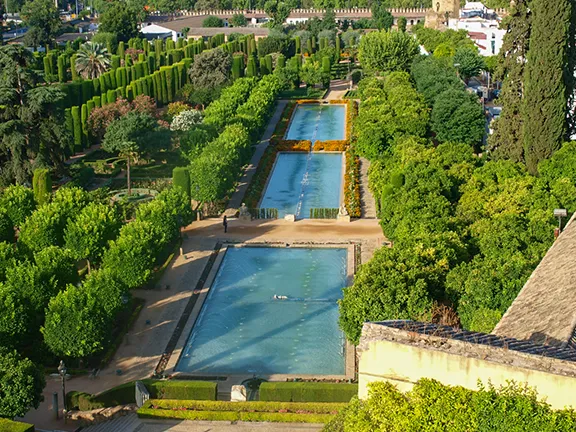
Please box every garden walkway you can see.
[359,158,377,219]
[224,100,289,217]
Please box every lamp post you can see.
[554,209,568,232]
[57,360,67,420]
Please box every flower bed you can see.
[270,101,297,145]
[345,150,361,218]
[314,140,348,152]
[137,400,346,423]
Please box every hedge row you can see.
[0,418,35,432]
[259,382,358,403]
[137,399,344,423]
[143,399,346,413]
[67,380,217,411]
[138,409,334,423]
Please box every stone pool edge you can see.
[165,242,356,382]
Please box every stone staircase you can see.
[79,413,142,432]
[359,158,377,219]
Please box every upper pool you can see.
[175,246,347,376]
[285,104,346,142]
[260,152,343,218]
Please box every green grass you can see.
[130,151,187,178]
[278,87,327,100]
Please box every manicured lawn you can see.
[130,151,188,178]
[279,87,327,99]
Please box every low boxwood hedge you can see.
[259,382,358,403]
[138,409,333,423]
[67,380,217,411]
[142,399,346,414]
[137,400,346,423]
[0,418,34,432]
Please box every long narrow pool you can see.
[259,152,343,218]
[176,247,347,376]
[285,104,346,142]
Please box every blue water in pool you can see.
[260,153,343,218]
[285,104,346,142]
[176,247,347,375]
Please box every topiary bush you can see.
[172,167,191,198]
[32,168,52,205]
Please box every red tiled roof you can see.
[468,31,487,40]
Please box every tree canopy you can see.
[359,30,419,74]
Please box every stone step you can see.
[78,413,141,432]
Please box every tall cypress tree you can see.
[523,0,571,173]
[565,4,576,137]
[489,0,531,162]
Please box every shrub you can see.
[0,418,35,432]
[32,168,52,205]
[0,185,35,228]
[202,16,224,28]
[67,380,217,410]
[259,382,358,403]
[172,167,191,198]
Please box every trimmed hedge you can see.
[0,419,35,432]
[137,400,346,423]
[259,382,358,403]
[67,380,217,411]
[172,167,191,198]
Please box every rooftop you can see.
[493,213,576,347]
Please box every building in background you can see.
[448,2,506,55]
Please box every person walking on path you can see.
[223,215,228,233]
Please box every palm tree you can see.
[75,42,111,80]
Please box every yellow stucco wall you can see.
[358,339,576,410]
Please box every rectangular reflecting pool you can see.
[259,153,343,218]
[285,104,346,142]
[176,247,347,376]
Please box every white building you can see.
[448,2,506,56]
[140,23,182,42]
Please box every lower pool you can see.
[175,247,347,376]
[285,104,346,142]
[259,152,343,218]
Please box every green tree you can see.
[264,0,291,28]
[522,0,571,173]
[0,46,72,184]
[371,2,394,30]
[101,112,169,194]
[98,2,140,42]
[397,16,407,32]
[43,270,127,358]
[102,220,158,288]
[0,348,45,418]
[339,233,463,344]
[20,0,60,48]
[300,59,324,87]
[454,47,485,81]
[324,379,576,432]
[187,48,232,106]
[431,89,485,147]
[65,202,121,271]
[32,167,51,205]
[358,30,419,74]
[0,185,35,228]
[230,13,247,27]
[75,42,111,79]
[202,15,224,27]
